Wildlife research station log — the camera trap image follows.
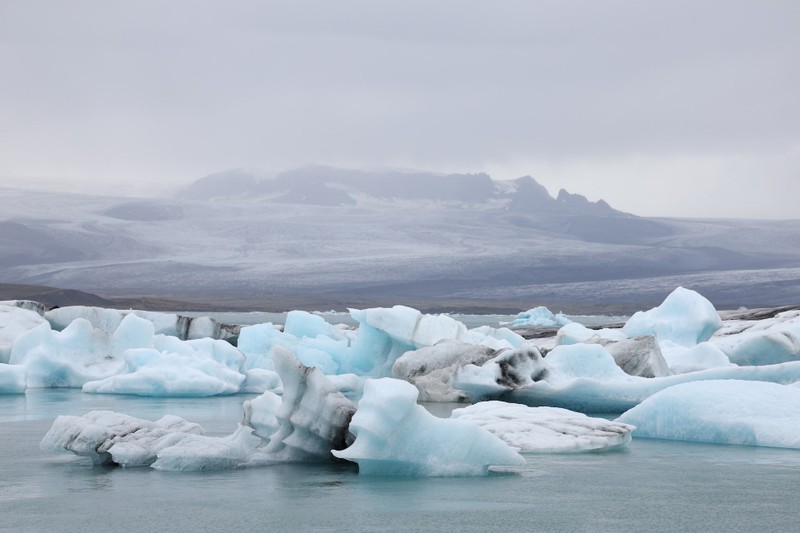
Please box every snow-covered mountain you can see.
[1,167,799,312]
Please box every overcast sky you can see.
[1,0,798,218]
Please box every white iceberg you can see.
[617,380,800,448]
[0,363,26,394]
[236,306,522,383]
[506,306,571,328]
[711,310,800,366]
[45,305,237,342]
[0,303,47,364]
[622,287,722,347]
[391,340,499,401]
[332,377,524,476]
[458,342,800,412]
[10,318,129,388]
[40,410,205,465]
[151,425,269,471]
[556,322,626,346]
[81,347,246,396]
[659,341,733,374]
[451,401,634,452]
[453,343,546,400]
[261,347,356,462]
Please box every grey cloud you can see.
[0,0,797,217]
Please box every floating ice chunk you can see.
[237,306,519,381]
[44,305,237,342]
[0,303,47,364]
[595,335,672,378]
[351,305,521,351]
[660,341,733,374]
[40,410,204,465]
[263,347,356,462]
[10,319,127,388]
[240,368,282,394]
[506,306,571,328]
[711,312,800,366]
[46,306,127,334]
[333,378,524,476]
[617,380,800,448]
[237,322,283,371]
[507,350,800,413]
[463,325,523,351]
[0,363,26,394]
[284,310,347,341]
[352,306,468,348]
[237,321,345,375]
[242,391,282,441]
[622,287,722,347]
[326,372,363,395]
[110,313,156,353]
[453,343,545,401]
[82,346,245,396]
[392,340,498,401]
[451,401,634,452]
[151,425,268,471]
[556,322,627,346]
[0,300,46,315]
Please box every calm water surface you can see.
[2,390,799,532]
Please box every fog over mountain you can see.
[2,167,799,312]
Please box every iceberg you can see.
[241,391,282,441]
[150,425,269,471]
[40,410,205,466]
[10,319,128,388]
[711,310,800,366]
[236,306,522,382]
[617,380,800,448]
[261,347,356,462]
[506,306,571,328]
[622,287,722,347]
[453,342,800,413]
[332,378,524,476]
[659,341,733,374]
[453,343,545,400]
[391,340,499,401]
[81,347,246,396]
[40,410,270,471]
[591,335,672,378]
[0,303,47,364]
[0,363,26,394]
[45,305,239,342]
[556,322,626,346]
[451,401,634,452]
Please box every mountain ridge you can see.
[176,166,624,217]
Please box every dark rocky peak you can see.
[507,176,553,210]
[556,188,619,215]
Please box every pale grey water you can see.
[3,390,800,532]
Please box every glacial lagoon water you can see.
[3,390,800,533]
